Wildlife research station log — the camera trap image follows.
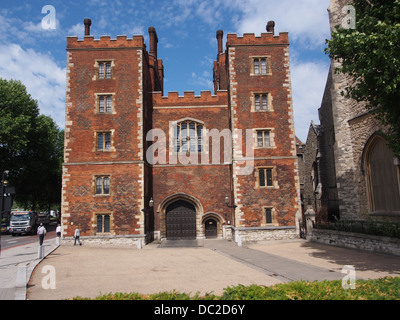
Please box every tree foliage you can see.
[0,78,64,210]
[325,0,400,155]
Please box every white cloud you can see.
[227,0,331,49]
[0,43,66,128]
[190,71,213,90]
[67,23,85,38]
[291,59,330,142]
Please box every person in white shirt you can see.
[56,224,61,238]
[74,227,82,246]
[37,223,46,246]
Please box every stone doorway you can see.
[165,200,196,240]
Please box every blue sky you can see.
[0,0,331,142]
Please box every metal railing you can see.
[315,220,400,239]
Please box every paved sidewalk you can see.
[0,237,59,300]
[26,239,400,300]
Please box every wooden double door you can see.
[166,200,196,240]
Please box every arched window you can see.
[174,120,204,153]
[364,135,400,212]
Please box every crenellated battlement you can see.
[66,35,145,50]
[152,90,228,107]
[226,32,289,46]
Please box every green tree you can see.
[325,0,400,155]
[0,78,64,210]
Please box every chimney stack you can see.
[148,27,158,60]
[216,30,223,54]
[84,18,92,36]
[266,21,275,35]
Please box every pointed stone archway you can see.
[158,193,203,240]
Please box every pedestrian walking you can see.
[74,227,82,246]
[37,223,46,246]
[56,224,62,245]
[56,224,61,238]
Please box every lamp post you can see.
[140,198,154,249]
[225,195,237,209]
[1,170,9,255]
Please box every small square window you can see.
[254,94,269,111]
[96,94,114,114]
[97,214,111,233]
[98,61,112,79]
[95,176,110,195]
[97,132,112,151]
[259,168,274,187]
[252,57,271,75]
[257,130,271,148]
[96,176,110,194]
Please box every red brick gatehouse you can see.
[61,19,301,245]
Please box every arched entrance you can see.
[204,218,218,238]
[166,200,196,239]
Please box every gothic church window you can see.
[364,135,400,212]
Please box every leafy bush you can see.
[72,277,400,300]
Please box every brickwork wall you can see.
[62,36,147,237]
[226,33,300,229]
[151,91,232,238]
[63,25,301,242]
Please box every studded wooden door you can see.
[166,200,196,239]
[205,219,217,238]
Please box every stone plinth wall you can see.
[310,228,400,256]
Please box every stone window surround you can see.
[255,166,279,189]
[93,59,116,81]
[92,211,114,235]
[253,128,276,149]
[261,206,279,227]
[170,118,205,155]
[93,130,116,153]
[249,56,272,76]
[93,175,112,196]
[94,93,116,115]
[250,92,273,112]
